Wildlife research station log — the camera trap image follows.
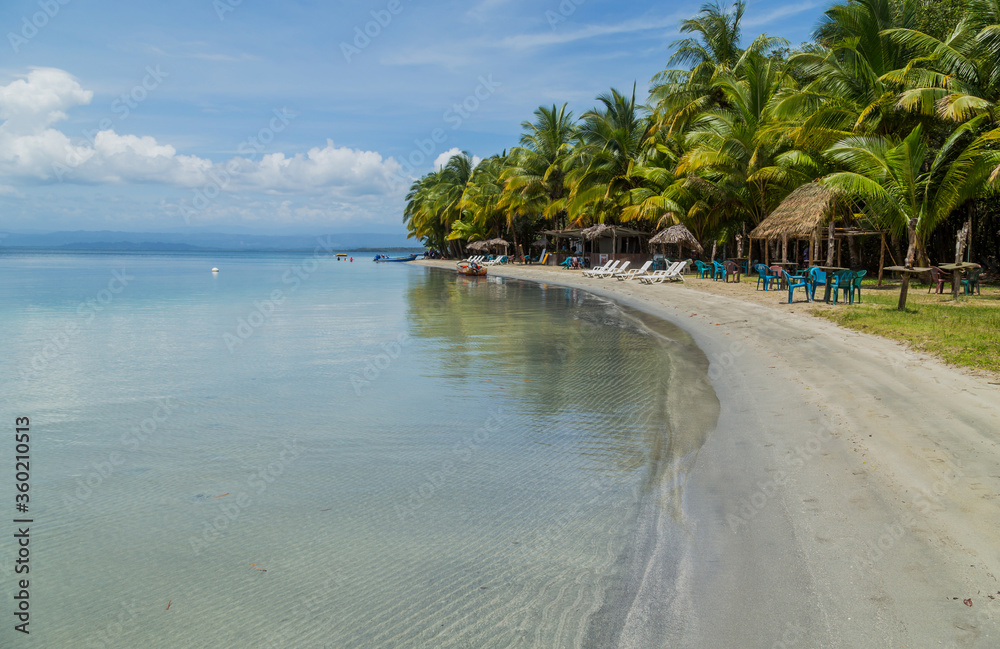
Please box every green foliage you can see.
[401,0,1000,258]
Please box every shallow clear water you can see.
[0,251,717,648]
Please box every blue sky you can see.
[0,0,828,236]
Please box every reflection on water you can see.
[0,254,718,648]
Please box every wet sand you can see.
[417,259,1000,648]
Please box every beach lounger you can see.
[616,260,652,281]
[640,261,686,283]
[593,260,626,278]
[582,260,618,277]
[606,261,632,278]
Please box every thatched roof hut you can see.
[483,237,509,249]
[749,182,845,240]
[650,224,703,253]
[465,240,489,252]
[580,223,612,240]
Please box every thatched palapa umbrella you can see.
[483,238,509,250]
[749,181,847,265]
[650,224,703,259]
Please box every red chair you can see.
[769,265,786,289]
[928,267,950,293]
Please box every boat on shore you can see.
[456,261,487,276]
[373,254,419,262]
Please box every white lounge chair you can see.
[616,260,653,281]
[639,261,685,284]
[582,260,617,277]
[589,260,624,278]
[483,255,507,266]
[607,261,633,279]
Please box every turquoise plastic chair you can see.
[783,270,812,303]
[693,260,711,278]
[754,264,774,290]
[962,267,982,295]
[829,270,854,304]
[711,260,725,281]
[841,270,866,303]
[806,266,827,301]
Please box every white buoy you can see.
[212,267,219,273]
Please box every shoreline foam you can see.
[416,259,1000,648]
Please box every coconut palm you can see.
[651,0,786,136]
[500,104,577,227]
[565,86,653,225]
[822,118,1000,263]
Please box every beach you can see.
[418,259,1000,648]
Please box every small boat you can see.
[456,261,487,276]
[373,254,419,262]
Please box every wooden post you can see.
[711,241,717,262]
[764,239,770,266]
[898,272,911,311]
[836,238,841,267]
[826,220,835,266]
[953,220,971,299]
[904,218,917,269]
[781,233,788,263]
[877,233,886,286]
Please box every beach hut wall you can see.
[749,182,846,240]
[649,224,704,253]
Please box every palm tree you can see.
[772,0,924,150]
[822,118,1000,264]
[565,86,653,225]
[500,104,577,228]
[651,0,786,136]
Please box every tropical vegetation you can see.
[403,0,1000,269]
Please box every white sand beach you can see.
[417,259,1000,648]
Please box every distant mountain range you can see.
[0,231,420,252]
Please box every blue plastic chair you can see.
[754,264,774,290]
[806,266,827,301]
[841,270,866,304]
[693,260,711,279]
[711,260,725,281]
[829,270,854,304]
[783,270,812,303]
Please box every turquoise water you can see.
[0,251,717,648]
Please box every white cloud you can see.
[499,14,683,50]
[433,148,482,170]
[743,1,825,28]
[0,68,403,197]
[0,68,93,134]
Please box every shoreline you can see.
[416,259,1000,647]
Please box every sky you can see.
[0,0,829,236]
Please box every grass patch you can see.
[812,281,1000,374]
